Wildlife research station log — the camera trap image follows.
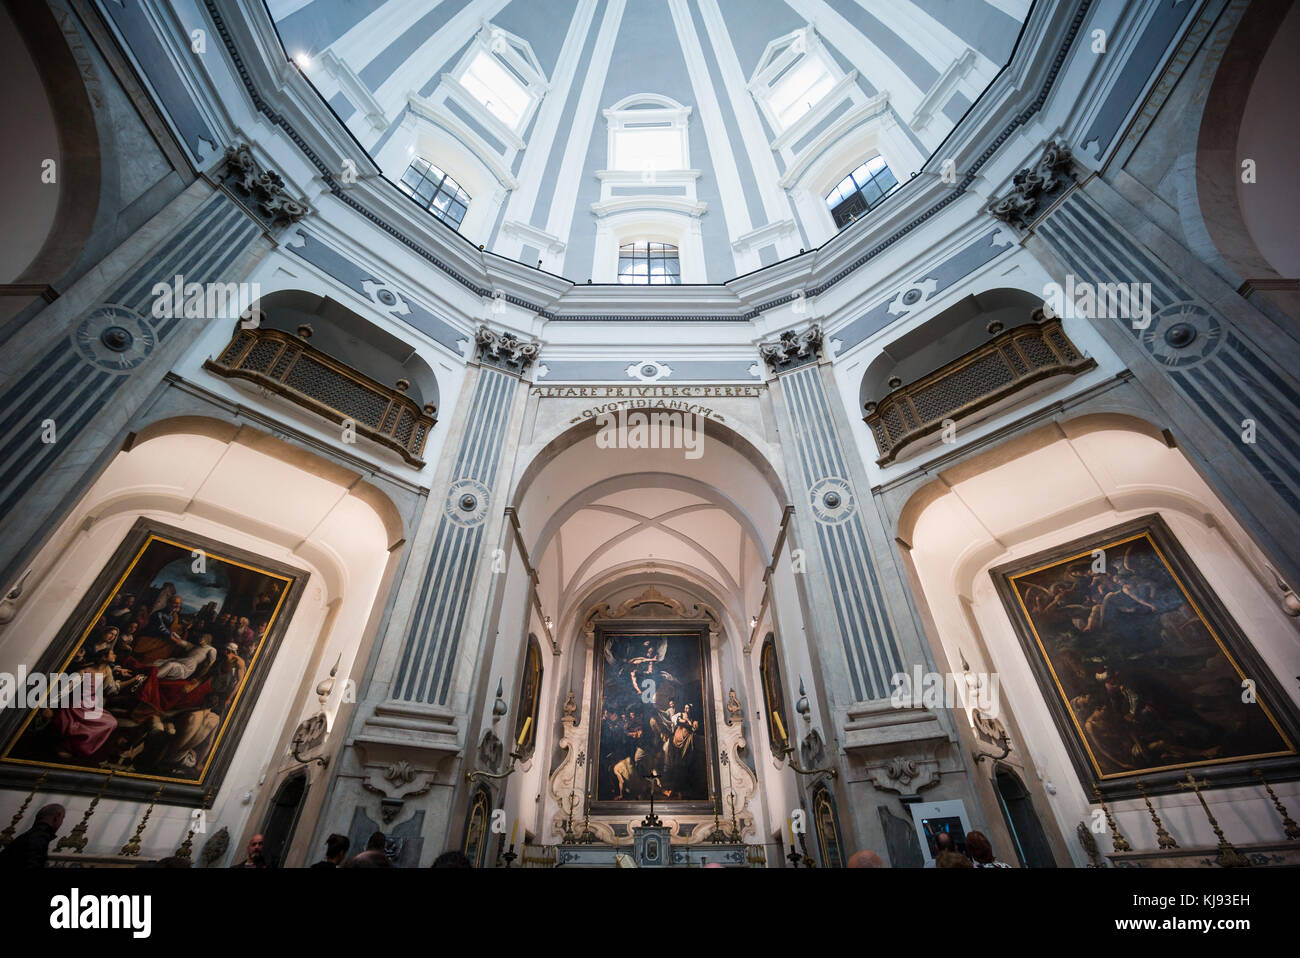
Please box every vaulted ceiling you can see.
[269,0,1030,282]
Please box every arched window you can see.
[617,242,680,285]
[759,634,788,758]
[513,634,542,758]
[462,785,492,868]
[826,155,897,229]
[399,156,470,230]
[811,781,846,868]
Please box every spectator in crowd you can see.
[847,850,886,868]
[924,830,954,868]
[311,833,350,869]
[936,848,973,868]
[966,830,1012,868]
[232,833,270,868]
[344,831,391,867]
[0,804,65,868]
[431,850,472,868]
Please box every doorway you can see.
[993,766,1055,867]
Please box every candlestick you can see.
[175,789,212,862]
[0,771,46,848]
[517,716,532,748]
[1135,780,1178,850]
[1091,785,1131,854]
[120,784,164,857]
[510,820,517,847]
[1255,768,1300,841]
[58,770,114,853]
[772,710,787,744]
[1179,772,1248,868]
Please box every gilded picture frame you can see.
[0,519,308,806]
[587,623,720,815]
[992,514,1298,798]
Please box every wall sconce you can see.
[773,710,836,778]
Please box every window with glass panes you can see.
[617,242,681,284]
[399,157,470,230]
[825,156,898,229]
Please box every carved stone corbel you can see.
[757,324,824,373]
[219,143,311,230]
[360,759,436,824]
[863,752,942,797]
[987,139,1075,231]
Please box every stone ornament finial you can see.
[475,325,541,373]
[988,139,1075,231]
[757,324,824,372]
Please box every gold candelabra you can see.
[726,790,742,844]
[57,770,115,853]
[1179,772,1248,868]
[0,771,46,848]
[1092,785,1131,853]
[120,785,164,857]
[577,789,597,844]
[1136,780,1178,849]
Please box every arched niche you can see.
[0,416,401,860]
[248,289,440,411]
[0,2,99,292]
[539,579,763,846]
[898,412,1300,862]
[857,287,1046,410]
[1192,1,1300,287]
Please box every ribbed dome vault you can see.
[270,0,1030,283]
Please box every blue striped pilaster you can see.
[779,364,905,702]
[392,366,518,705]
[0,194,259,526]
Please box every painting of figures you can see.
[1,523,304,800]
[996,516,1294,791]
[590,629,715,809]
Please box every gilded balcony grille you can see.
[864,317,1095,465]
[205,327,436,466]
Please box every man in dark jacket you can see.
[310,833,350,868]
[0,804,65,868]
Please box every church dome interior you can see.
[0,0,1298,923]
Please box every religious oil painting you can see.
[0,520,306,803]
[590,628,717,812]
[994,515,1295,794]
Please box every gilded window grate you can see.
[864,317,1095,465]
[204,327,437,465]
